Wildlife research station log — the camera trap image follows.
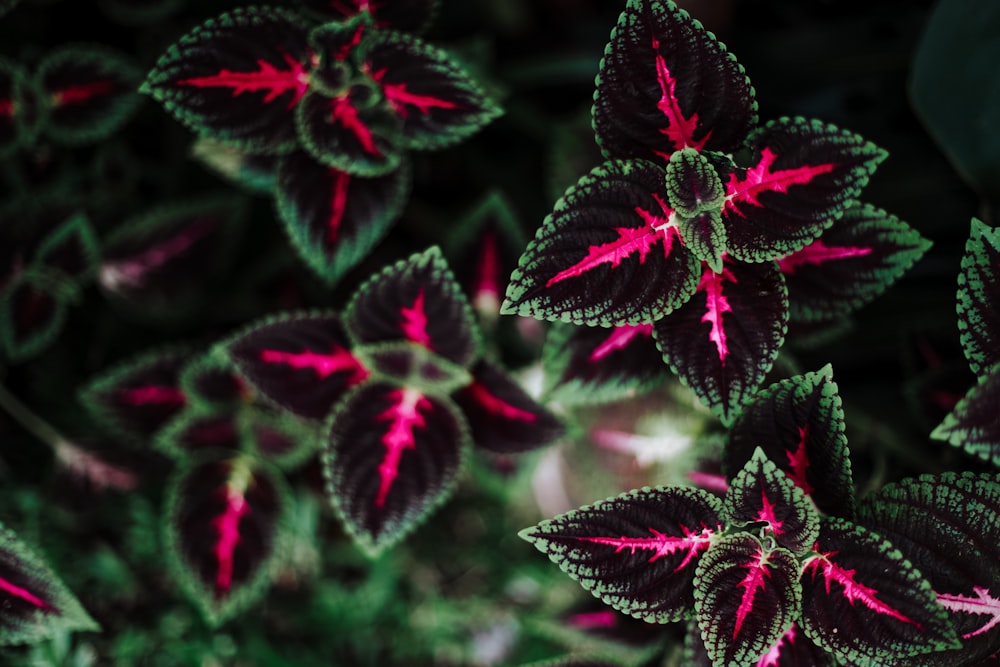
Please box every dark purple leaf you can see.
[723,117,887,262]
[34,213,99,284]
[859,471,1000,666]
[778,203,932,322]
[502,159,700,326]
[693,533,800,667]
[363,30,502,150]
[294,80,404,176]
[164,454,289,626]
[723,448,819,556]
[79,346,189,443]
[299,0,440,35]
[97,197,245,319]
[35,44,141,145]
[0,278,67,363]
[653,258,788,425]
[799,518,958,665]
[725,365,855,518]
[931,366,1000,466]
[957,218,1000,377]
[141,6,314,153]
[592,0,756,162]
[542,322,669,405]
[225,311,369,421]
[520,485,724,623]
[0,58,37,157]
[452,359,563,454]
[445,191,527,323]
[322,380,469,554]
[0,522,99,645]
[345,246,481,367]
[274,150,410,285]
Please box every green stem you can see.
[0,383,69,452]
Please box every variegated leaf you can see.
[224,311,369,421]
[141,6,314,153]
[694,533,800,667]
[653,259,787,426]
[542,322,669,405]
[164,453,289,626]
[592,0,756,162]
[859,471,1000,666]
[35,44,142,145]
[956,218,1000,377]
[502,159,700,326]
[0,523,99,645]
[345,246,481,367]
[778,203,932,322]
[452,359,563,454]
[723,117,886,262]
[799,518,959,665]
[520,485,724,623]
[362,29,502,150]
[725,365,855,518]
[932,365,1000,467]
[322,380,469,554]
[723,448,819,557]
[274,150,411,285]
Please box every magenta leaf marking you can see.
[466,381,537,423]
[329,93,382,156]
[778,240,873,275]
[566,610,619,629]
[372,68,461,118]
[698,265,737,362]
[937,586,1000,638]
[577,524,714,571]
[756,490,786,536]
[651,37,709,153]
[374,387,431,508]
[211,472,251,595]
[399,288,433,348]
[804,549,920,628]
[259,346,369,384]
[757,624,797,667]
[327,168,351,242]
[0,576,53,610]
[0,98,13,116]
[330,0,377,16]
[118,385,186,406]
[734,545,772,638]
[725,148,836,214]
[589,323,654,362]
[546,194,678,287]
[177,54,310,108]
[687,470,730,494]
[785,426,814,495]
[52,80,117,106]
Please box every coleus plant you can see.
[142,1,501,285]
[219,246,562,555]
[521,365,986,667]
[931,218,1000,465]
[501,0,929,423]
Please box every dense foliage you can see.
[0,0,998,665]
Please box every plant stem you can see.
[0,383,70,452]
